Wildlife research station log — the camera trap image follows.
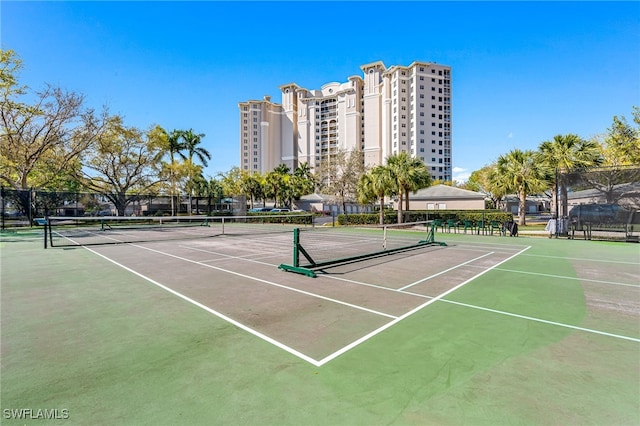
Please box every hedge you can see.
[336,210,513,226]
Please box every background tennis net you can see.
[45,214,314,248]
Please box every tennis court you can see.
[2,219,639,424]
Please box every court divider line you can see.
[315,245,532,366]
[398,252,495,291]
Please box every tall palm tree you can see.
[358,165,395,225]
[494,149,549,226]
[180,129,210,214]
[181,129,211,167]
[538,134,602,217]
[166,129,186,215]
[386,152,432,223]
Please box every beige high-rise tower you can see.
[239,60,452,181]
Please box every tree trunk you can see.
[397,193,403,224]
[518,189,527,226]
[379,197,385,225]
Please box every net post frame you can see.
[278,221,447,278]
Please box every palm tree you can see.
[386,152,432,223]
[180,129,210,214]
[494,149,549,226]
[166,129,186,215]
[538,134,602,218]
[181,129,211,167]
[358,165,395,225]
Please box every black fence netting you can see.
[558,165,640,242]
[1,188,239,230]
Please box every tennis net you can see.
[45,214,314,248]
[278,221,447,277]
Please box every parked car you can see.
[248,207,272,213]
[568,204,629,225]
[270,208,290,213]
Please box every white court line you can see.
[521,252,640,265]
[180,245,284,266]
[464,265,640,288]
[322,275,640,344]
[132,244,398,320]
[440,299,640,343]
[315,245,532,365]
[398,252,495,291]
[75,245,322,366]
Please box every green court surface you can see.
[1,227,639,425]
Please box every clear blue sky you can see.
[2,1,639,182]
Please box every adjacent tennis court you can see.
[2,220,639,424]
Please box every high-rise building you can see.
[239,60,452,181]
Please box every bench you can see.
[570,222,635,241]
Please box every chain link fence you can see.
[558,165,640,241]
[1,188,240,230]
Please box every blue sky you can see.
[2,1,639,182]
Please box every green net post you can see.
[278,228,316,277]
[292,227,300,267]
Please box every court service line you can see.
[398,252,495,291]
[179,245,283,266]
[132,244,398,320]
[76,245,323,366]
[464,265,640,288]
[315,245,532,366]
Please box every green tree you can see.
[181,129,210,167]
[218,166,243,198]
[464,164,505,209]
[263,167,288,208]
[538,134,602,217]
[358,165,395,225]
[494,149,549,226]
[602,107,640,165]
[205,177,224,213]
[78,116,164,216]
[387,152,432,223]
[316,150,365,217]
[240,171,264,209]
[180,129,210,214]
